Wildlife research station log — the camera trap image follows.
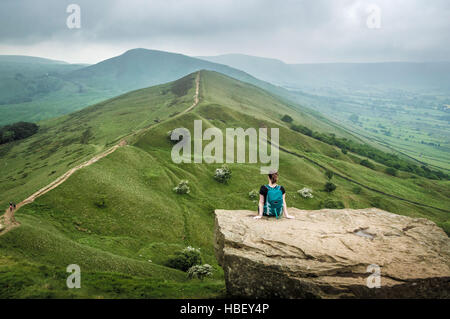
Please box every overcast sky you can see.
[0,0,449,64]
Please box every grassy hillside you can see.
[0,71,448,298]
[0,57,99,126]
[1,49,300,127]
[200,54,450,172]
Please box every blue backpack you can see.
[263,185,283,219]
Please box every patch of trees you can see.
[281,114,293,123]
[360,159,375,170]
[0,122,38,144]
[289,123,449,180]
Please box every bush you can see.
[281,115,293,123]
[214,164,231,183]
[290,124,313,136]
[173,180,190,194]
[360,159,375,170]
[324,182,336,193]
[167,130,183,144]
[385,167,397,176]
[0,122,38,144]
[352,186,362,194]
[325,170,334,180]
[298,187,313,199]
[322,199,345,209]
[165,246,202,272]
[187,264,213,280]
[94,196,107,208]
[248,190,259,200]
[341,148,348,154]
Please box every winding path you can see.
[0,72,201,236]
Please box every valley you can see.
[200,54,450,172]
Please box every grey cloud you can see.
[0,0,449,63]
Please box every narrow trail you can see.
[0,72,201,236]
[181,72,200,114]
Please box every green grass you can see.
[0,73,197,209]
[292,86,450,171]
[0,70,448,298]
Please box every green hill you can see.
[200,54,450,172]
[0,49,295,127]
[0,71,448,298]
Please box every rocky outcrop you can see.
[214,208,450,299]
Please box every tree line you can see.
[0,122,39,144]
[289,121,448,180]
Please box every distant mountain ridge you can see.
[199,53,450,90]
[0,49,294,126]
[0,55,69,64]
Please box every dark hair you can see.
[268,171,278,184]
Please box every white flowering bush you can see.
[165,246,202,272]
[173,180,190,194]
[298,187,314,199]
[187,264,213,280]
[214,164,231,183]
[184,246,201,254]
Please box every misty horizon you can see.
[1,0,449,64]
[2,48,450,66]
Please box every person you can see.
[254,170,294,219]
[9,202,13,212]
[13,203,16,210]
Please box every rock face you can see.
[214,208,450,299]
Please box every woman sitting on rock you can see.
[254,170,294,220]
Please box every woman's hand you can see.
[285,214,295,219]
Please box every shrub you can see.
[290,124,312,136]
[214,164,231,183]
[173,180,190,194]
[248,190,259,200]
[325,170,334,180]
[352,186,362,194]
[341,148,348,154]
[360,159,375,169]
[298,187,313,199]
[322,199,345,209]
[165,246,202,272]
[385,167,397,176]
[167,130,183,144]
[187,264,213,280]
[281,114,293,123]
[324,182,336,193]
[0,122,38,144]
[94,196,107,208]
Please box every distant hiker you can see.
[9,202,13,212]
[13,203,16,210]
[254,170,294,220]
